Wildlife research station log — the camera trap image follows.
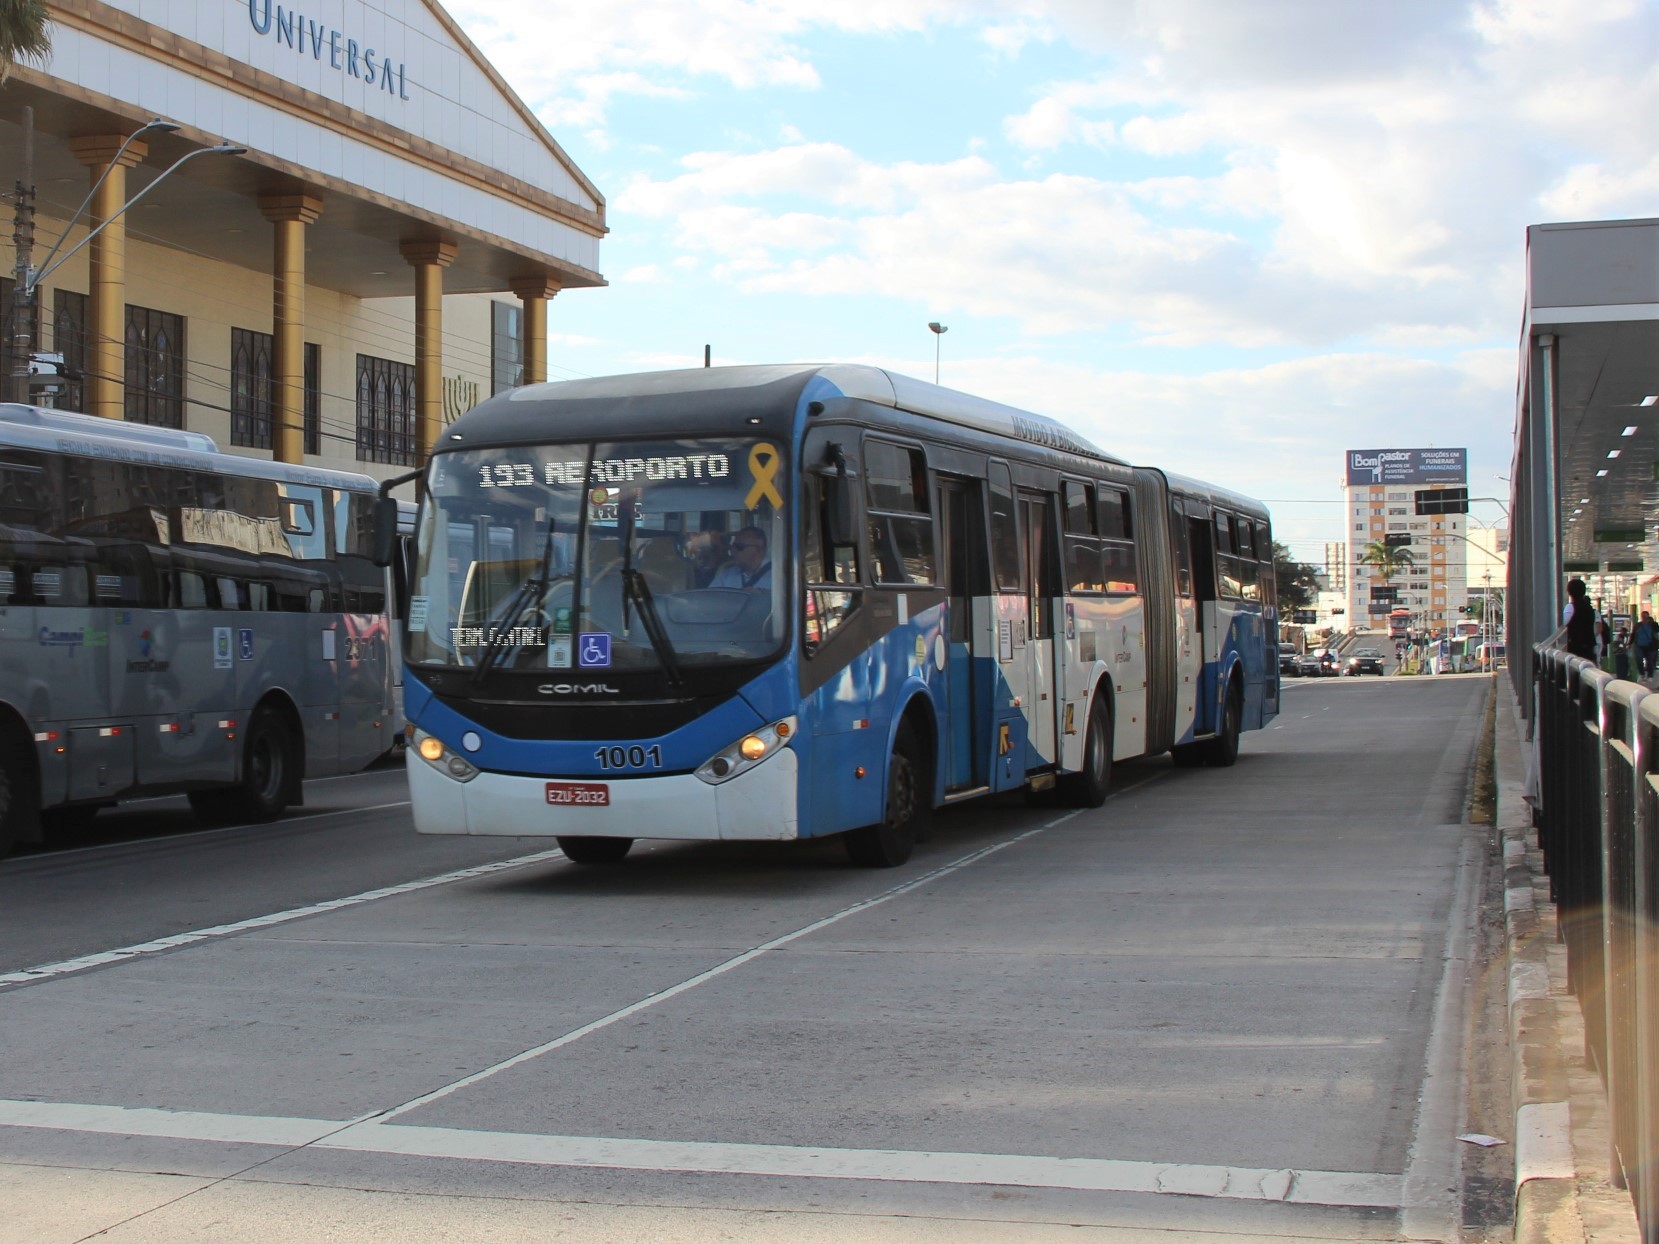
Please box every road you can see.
[0,675,1507,1242]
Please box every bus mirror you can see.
[372,497,399,567]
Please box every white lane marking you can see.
[0,1100,339,1147]
[0,844,565,992]
[0,1099,1402,1209]
[375,817,1080,1123]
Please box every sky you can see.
[442,0,1658,568]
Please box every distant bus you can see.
[0,404,400,854]
[1387,608,1411,639]
[385,364,1279,868]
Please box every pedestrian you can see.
[1634,610,1658,679]
[1563,577,1598,661]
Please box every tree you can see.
[1272,541,1321,612]
[1358,540,1415,591]
[0,0,51,83]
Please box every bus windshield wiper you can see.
[621,569,684,690]
[616,489,684,690]
[469,521,557,691]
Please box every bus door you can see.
[1170,506,1200,743]
[1019,491,1059,768]
[1186,512,1220,733]
[936,476,987,792]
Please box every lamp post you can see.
[9,120,244,403]
[927,321,947,384]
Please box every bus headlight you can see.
[411,728,479,782]
[696,717,795,785]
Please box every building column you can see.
[69,135,149,420]
[259,193,323,463]
[400,239,457,462]
[510,275,561,384]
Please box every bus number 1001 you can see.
[594,745,663,770]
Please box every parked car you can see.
[1346,647,1386,676]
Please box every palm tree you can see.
[1359,540,1415,617]
[0,0,51,83]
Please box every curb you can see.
[1495,680,1643,1244]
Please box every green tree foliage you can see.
[0,0,51,83]
[1358,539,1415,588]
[1272,541,1321,611]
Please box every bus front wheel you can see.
[846,729,928,868]
[557,836,633,864]
[189,707,296,825]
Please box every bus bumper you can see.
[406,748,800,841]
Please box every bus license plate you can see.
[546,781,609,807]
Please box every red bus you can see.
[1387,608,1411,639]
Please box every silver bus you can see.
[0,404,399,853]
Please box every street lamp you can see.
[927,321,947,384]
[9,120,245,401]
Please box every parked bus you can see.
[0,404,400,854]
[1387,608,1411,640]
[384,365,1277,867]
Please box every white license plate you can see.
[546,781,610,807]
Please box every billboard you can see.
[1346,448,1467,486]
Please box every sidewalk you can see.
[1494,679,1642,1244]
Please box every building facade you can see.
[1343,448,1470,635]
[1,0,604,481]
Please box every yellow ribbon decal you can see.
[744,443,784,510]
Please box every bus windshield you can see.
[407,438,788,675]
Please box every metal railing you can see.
[1533,642,1658,1243]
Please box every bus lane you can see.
[0,676,1491,1241]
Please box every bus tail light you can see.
[695,717,796,786]
[411,728,478,782]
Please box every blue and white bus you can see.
[0,404,401,854]
[387,365,1278,866]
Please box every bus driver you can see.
[709,527,772,592]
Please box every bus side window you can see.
[1234,516,1258,596]
[803,471,861,651]
[864,439,934,585]
[1171,502,1193,598]
[1062,480,1101,594]
[988,461,1020,591]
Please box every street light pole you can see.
[927,321,947,384]
[9,106,35,404]
[7,120,241,409]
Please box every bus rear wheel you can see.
[1059,695,1113,808]
[557,836,633,864]
[846,729,927,868]
[1207,683,1242,768]
[189,706,296,825]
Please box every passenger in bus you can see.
[685,529,726,588]
[709,527,771,592]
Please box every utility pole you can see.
[10,106,36,405]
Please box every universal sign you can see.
[1345,447,1467,486]
[246,0,411,101]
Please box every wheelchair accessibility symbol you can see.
[578,633,612,668]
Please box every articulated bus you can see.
[387,365,1278,867]
[0,404,400,854]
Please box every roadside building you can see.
[1343,448,1469,633]
[0,0,604,482]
